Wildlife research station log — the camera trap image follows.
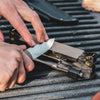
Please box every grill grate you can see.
[0,0,100,100]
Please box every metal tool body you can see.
[9,29,97,80]
[29,42,97,80]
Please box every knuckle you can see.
[10,50,17,55]
[1,5,15,14]
[10,59,19,70]
[20,77,25,83]
[10,50,22,60]
[17,73,26,83]
[32,11,39,18]
[38,28,45,34]
[7,6,15,13]
[27,62,34,72]
[11,44,20,50]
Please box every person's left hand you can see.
[0,0,49,46]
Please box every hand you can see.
[0,42,34,91]
[0,0,49,46]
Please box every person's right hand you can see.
[0,41,34,91]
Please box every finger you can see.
[0,30,4,42]
[7,69,18,89]
[15,1,49,43]
[0,69,13,91]
[22,52,34,72]
[0,83,6,91]
[19,45,26,50]
[1,4,35,46]
[0,72,8,91]
[17,59,26,84]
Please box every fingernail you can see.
[40,36,44,43]
[31,40,36,46]
[45,35,49,41]
[44,33,49,41]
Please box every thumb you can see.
[0,30,4,42]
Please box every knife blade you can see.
[25,38,55,59]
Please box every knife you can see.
[25,38,55,59]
